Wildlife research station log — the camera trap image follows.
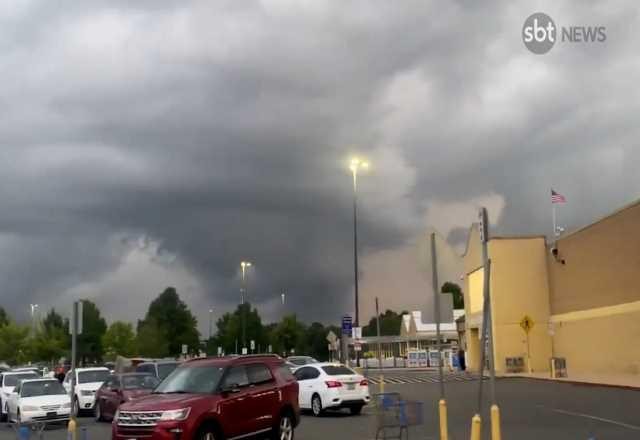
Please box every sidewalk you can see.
[499,371,640,390]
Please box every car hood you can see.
[20,395,70,407]
[120,393,215,411]
[122,389,153,401]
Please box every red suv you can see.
[112,355,299,440]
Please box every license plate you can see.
[347,383,355,390]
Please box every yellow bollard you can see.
[68,418,77,440]
[379,373,384,394]
[470,414,481,440]
[439,399,449,440]
[491,404,502,440]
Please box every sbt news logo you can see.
[522,12,606,54]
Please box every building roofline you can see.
[555,197,640,242]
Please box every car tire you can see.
[196,423,220,440]
[72,397,80,417]
[311,394,323,417]
[95,401,103,422]
[349,405,363,415]
[272,412,295,440]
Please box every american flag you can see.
[551,189,566,204]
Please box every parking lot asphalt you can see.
[1,376,638,440]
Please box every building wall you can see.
[463,230,552,373]
[547,201,640,376]
[490,238,552,374]
[551,307,640,375]
[548,201,640,314]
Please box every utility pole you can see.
[431,232,448,440]
[471,207,500,440]
[375,297,384,392]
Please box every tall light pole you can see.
[30,304,39,335]
[208,308,214,340]
[349,158,368,328]
[350,157,368,367]
[240,261,252,351]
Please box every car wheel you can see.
[349,405,363,415]
[95,401,103,422]
[72,397,80,417]
[311,394,323,417]
[196,424,220,440]
[272,412,295,440]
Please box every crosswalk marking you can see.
[365,371,483,385]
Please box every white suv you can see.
[63,367,110,416]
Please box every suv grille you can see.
[41,404,61,411]
[117,411,162,426]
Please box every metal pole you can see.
[241,269,247,351]
[431,233,445,399]
[70,301,78,416]
[552,198,557,238]
[208,309,213,340]
[375,297,382,367]
[352,168,360,367]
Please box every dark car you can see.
[135,361,180,380]
[112,355,299,440]
[95,373,160,422]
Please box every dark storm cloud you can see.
[1,1,639,330]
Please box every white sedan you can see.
[293,363,371,416]
[1,371,40,421]
[7,379,71,424]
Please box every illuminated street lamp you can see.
[240,261,253,351]
[349,158,368,333]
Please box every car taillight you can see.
[325,380,342,388]
[360,379,369,386]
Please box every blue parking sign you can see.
[341,315,353,335]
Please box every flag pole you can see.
[551,189,557,239]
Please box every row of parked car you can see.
[1,355,371,440]
[0,360,180,424]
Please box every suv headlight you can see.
[21,405,39,412]
[159,408,191,421]
[113,409,119,421]
[80,390,94,396]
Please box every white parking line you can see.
[550,408,640,431]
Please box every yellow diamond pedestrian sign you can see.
[520,315,535,334]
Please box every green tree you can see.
[362,310,406,337]
[0,323,30,364]
[272,314,306,356]
[215,303,266,354]
[102,321,137,359]
[141,287,200,356]
[136,318,169,358]
[29,328,66,363]
[441,282,464,309]
[304,322,332,361]
[0,307,9,328]
[77,300,108,363]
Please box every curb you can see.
[502,375,640,391]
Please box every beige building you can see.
[462,199,640,378]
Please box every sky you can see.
[1,1,639,336]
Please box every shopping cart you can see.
[374,393,424,440]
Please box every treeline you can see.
[0,287,342,365]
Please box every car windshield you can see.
[322,366,356,376]
[3,373,39,387]
[122,375,159,390]
[78,370,109,384]
[154,366,224,394]
[157,363,178,380]
[21,381,66,397]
